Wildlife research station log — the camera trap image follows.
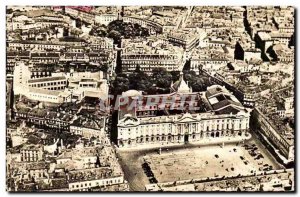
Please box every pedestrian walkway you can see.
[117,134,252,151]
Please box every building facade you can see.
[117,83,252,148]
[28,76,67,91]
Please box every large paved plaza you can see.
[117,132,282,191]
[145,145,274,183]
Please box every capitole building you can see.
[117,74,252,148]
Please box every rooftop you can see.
[28,76,66,83]
[68,167,115,183]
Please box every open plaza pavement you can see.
[117,132,282,191]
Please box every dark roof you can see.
[26,162,50,170]
[211,96,243,111]
[215,105,240,115]
[206,86,224,98]
[29,108,48,117]
[31,52,60,58]
[7,51,30,57]
[277,102,285,110]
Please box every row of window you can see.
[30,81,67,87]
[29,94,60,101]
[31,86,65,91]
[120,130,246,144]
[122,58,178,62]
[120,120,248,137]
[11,44,61,49]
[71,178,122,189]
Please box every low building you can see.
[67,71,109,100]
[7,41,65,51]
[27,87,71,104]
[190,48,230,73]
[27,109,74,131]
[70,115,106,139]
[30,52,60,64]
[145,169,294,191]
[235,41,262,62]
[95,14,118,26]
[269,44,294,63]
[68,168,124,191]
[167,29,199,52]
[251,107,294,163]
[20,144,44,162]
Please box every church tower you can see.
[170,72,192,93]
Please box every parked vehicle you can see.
[259,167,264,171]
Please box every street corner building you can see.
[6,6,295,192]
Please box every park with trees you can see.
[89,20,150,44]
[110,66,216,96]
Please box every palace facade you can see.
[117,76,252,148]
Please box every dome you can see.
[122,89,143,97]
[170,73,191,93]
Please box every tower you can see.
[170,72,191,93]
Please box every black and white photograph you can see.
[5,4,295,192]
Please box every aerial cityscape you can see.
[6,6,295,192]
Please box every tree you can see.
[75,18,82,28]
[107,20,124,32]
[90,20,150,44]
[147,86,157,95]
[152,68,173,89]
[170,71,180,82]
[89,25,107,37]
[111,74,129,95]
[49,25,56,31]
[7,8,13,14]
[107,30,121,44]
[71,28,83,37]
[181,71,216,92]
[99,63,109,73]
[63,27,69,37]
[107,20,150,43]
[128,68,151,91]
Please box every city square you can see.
[117,132,282,190]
